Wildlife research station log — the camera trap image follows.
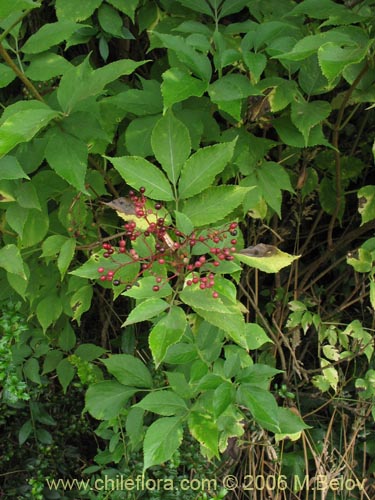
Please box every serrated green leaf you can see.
[143,417,183,471]
[161,67,208,108]
[153,32,212,81]
[22,20,84,53]
[123,298,169,326]
[136,391,188,416]
[149,307,186,367]
[182,186,251,226]
[291,100,331,146]
[103,354,153,388]
[110,156,174,201]
[57,238,76,279]
[36,294,63,332]
[85,381,137,419]
[0,156,29,180]
[0,244,27,279]
[25,53,72,81]
[0,105,58,157]
[56,0,102,21]
[45,129,88,192]
[57,358,76,393]
[70,285,93,323]
[318,41,370,83]
[151,110,191,186]
[178,140,236,199]
[237,384,280,432]
[106,0,139,21]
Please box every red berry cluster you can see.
[97,188,239,298]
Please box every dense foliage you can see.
[1,0,375,498]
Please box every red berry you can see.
[119,240,126,247]
[192,277,199,284]
[100,275,106,281]
[195,261,202,268]
[139,186,146,193]
[199,235,205,242]
[230,222,238,230]
[113,280,120,286]
[155,203,162,210]
[158,258,165,264]
[212,292,219,299]
[98,267,104,273]
[213,261,220,267]
[186,280,192,286]
[103,252,110,258]
[153,285,160,292]
[231,239,237,245]
[199,283,206,290]
[156,277,162,283]
[107,271,114,277]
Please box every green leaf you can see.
[291,99,331,146]
[0,156,29,180]
[122,277,173,300]
[151,110,191,187]
[244,323,273,349]
[0,63,16,88]
[70,285,93,323]
[237,385,280,433]
[85,381,137,419]
[208,74,260,121]
[243,52,267,83]
[175,211,194,235]
[188,411,219,457]
[0,0,39,20]
[57,57,147,113]
[235,247,300,273]
[102,354,153,388]
[358,186,375,225]
[24,357,41,384]
[74,344,105,362]
[182,186,251,226]
[98,4,124,37]
[56,0,102,21]
[136,391,188,416]
[213,382,235,418]
[110,81,162,116]
[126,407,144,448]
[122,298,169,327]
[22,20,84,54]
[125,115,161,157]
[110,156,174,201]
[273,116,331,148]
[149,307,186,367]
[275,407,311,442]
[0,244,26,279]
[318,41,370,83]
[36,294,63,332]
[25,53,72,81]
[161,67,208,108]
[178,140,236,199]
[143,417,183,470]
[152,32,212,81]
[18,419,33,445]
[0,104,59,157]
[56,358,75,393]
[57,238,76,279]
[45,129,88,192]
[106,0,139,21]
[175,0,212,15]
[42,235,69,257]
[15,182,41,210]
[43,350,64,375]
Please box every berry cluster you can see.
[97,188,239,298]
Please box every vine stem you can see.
[0,42,45,102]
[327,62,369,248]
